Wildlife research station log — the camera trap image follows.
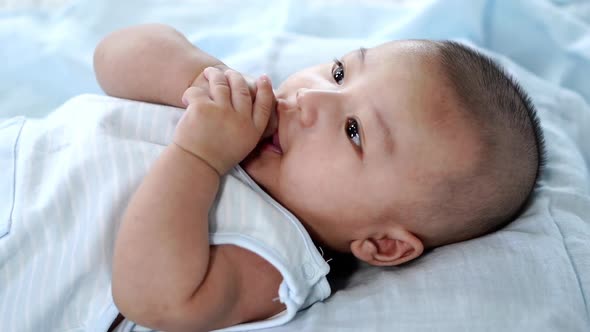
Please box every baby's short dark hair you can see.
[421,41,546,247]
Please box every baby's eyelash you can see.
[346,117,362,150]
[332,58,345,85]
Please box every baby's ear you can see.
[350,228,424,267]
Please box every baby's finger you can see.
[204,67,231,106]
[225,70,253,113]
[262,104,278,139]
[182,86,211,107]
[252,75,275,134]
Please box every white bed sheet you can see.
[1,0,589,331]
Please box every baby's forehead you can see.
[363,41,445,85]
[361,42,454,117]
[361,44,479,170]
[367,39,440,62]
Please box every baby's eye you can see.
[332,58,344,85]
[345,118,362,148]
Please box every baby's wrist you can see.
[170,142,222,177]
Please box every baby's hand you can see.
[190,66,258,103]
[174,67,275,175]
[190,69,278,139]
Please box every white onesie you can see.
[0,94,331,332]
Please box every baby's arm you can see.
[94,24,276,135]
[113,68,283,331]
[94,24,231,108]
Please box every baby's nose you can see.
[296,88,342,104]
[296,88,317,128]
[296,88,342,127]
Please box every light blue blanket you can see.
[1,0,588,331]
[1,0,588,119]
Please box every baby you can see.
[93,24,546,331]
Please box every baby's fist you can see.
[174,68,275,175]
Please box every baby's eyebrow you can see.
[371,101,394,155]
[357,47,367,67]
[352,47,394,155]
[355,46,393,154]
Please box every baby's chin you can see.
[240,139,282,193]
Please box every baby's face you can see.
[241,40,480,252]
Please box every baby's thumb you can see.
[252,75,277,138]
[262,103,278,139]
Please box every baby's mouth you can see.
[266,104,282,154]
[271,130,282,154]
[254,102,282,155]
[258,128,282,155]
